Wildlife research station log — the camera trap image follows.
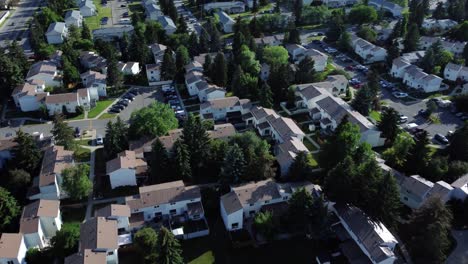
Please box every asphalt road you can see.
[105,0,129,28]
[0,89,163,139]
[0,0,40,50]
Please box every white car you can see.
[393,92,408,98]
[96,135,104,145]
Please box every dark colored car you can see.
[117,100,129,106]
[74,127,81,138]
[434,133,449,145]
[418,109,430,118]
[109,108,121,113]
[312,39,321,44]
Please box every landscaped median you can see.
[84,0,112,30]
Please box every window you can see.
[249,210,255,216]
[153,205,159,208]
[107,251,114,256]
[7,261,14,264]
[170,209,177,215]
[170,202,176,205]
[283,196,288,201]
[231,223,239,229]
[404,197,408,201]
[193,214,200,219]
[53,221,56,226]
[264,200,269,204]
[249,203,254,207]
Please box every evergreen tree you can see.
[145,21,164,44]
[249,16,261,37]
[231,65,244,96]
[326,10,345,41]
[51,114,76,150]
[181,114,210,179]
[104,117,129,159]
[12,130,41,174]
[338,32,353,52]
[203,54,212,78]
[129,32,150,65]
[433,2,447,19]
[8,41,29,75]
[296,56,317,83]
[404,130,431,174]
[386,41,400,66]
[156,227,184,264]
[324,156,357,203]
[378,107,400,144]
[383,132,414,169]
[187,32,200,57]
[175,45,190,73]
[288,151,314,181]
[172,140,191,181]
[212,52,228,86]
[0,53,26,98]
[447,122,468,161]
[81,21,92,40]
[7,169,31,194]
[107,55,123,88]
[407,197,453,264]
[161,48,176,80]
[209,24,222,52]
[370,172,401,226]
[288,188,314,233]
[287,25,301,44]
[176,16,188,34]
[219,144,245,186]
[403,23,420,52]
[120,32,131,61]
[259,81,273,108]
[149,139,170,184]
[268,63,291,104]
[351,84,373,116]
[293,0,303,25]
[199,29,209,53]
[134,228,158,264]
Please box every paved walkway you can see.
[84,143,99,221]
[447,229,468,264]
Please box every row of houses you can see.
[285,44,329,70]
[350,35,388,64]
[419,36,466,56]
[143,0,177,34]
[422,18,458,32]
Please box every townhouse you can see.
[321,0,358,7]
[106,150,147,189]
[200,96,251,121]
[419,36,466,56]
[285,44,329,71]
[19,199,62,248]
[11,80,49,112]
[158,16,177,35]
[79,51,108,73]
[146,64,161,83]
[350,35,387,64]
[203,1,245,13]
[149,43,168,63]
[254,34,284,47]
[45,92,82,116]
[45,22,68,44]
[294,83,384,147]
[0,233,27,264]
[28,145,74,200]
[77,217,119,264]
[443,62,468,82]
[451,174,468,200]
[398,175,453,209]
[26,60,62,87]
[216,11,235,33]
[92,26,134,41]
[64,10,83,28]
[331,203,399,264]
[79,0,96,17]
[422,18,458,32]
[143,0,163,21]
[125,181,210,239]
[310,75,348,95]
[368,0,403,17]
[80,70,107,98]
[390,56,443,93]
[65,249,108,264]
[95,204,131,232]
[220,179,321,231]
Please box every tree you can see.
[134,227,158,264]
[259,81,273,108]
[8,41,29,75]
[203,54,212,77]
[156,227,184,264]
[447,0,465,22]
[175,45,190,73]
[25,248,53,264]
[254,211,277,241]
[407,197,452,264]
[262,46,289,70]
[81,21,92,40]
[0,187,20,229]
[51,114,76,150]
[386,41,400,66]
[293,0,303,24]
[149,139,170,184]
[50,223,80,258]
[187,32,200,57]
[62,164,92,200]
[129,102,178,138]
[357,26,377,42]
[287,25,301,44]
[249,16,261,37]
[269,63,292,104]
[181,114,210,179]
[161,48,176,80]
[351,84,373,116]
[348,6,378,25]
[382,132,415,168]
[463,44,468,66]
[288,151,314,181]
[12,130,41,174]
[403,23,420,52]
[324,156,357,203]
[326,10,345,42]
[447,122,468,162]
[338,32,353,52]
[288,188,314,233]
[378,107,400,144]
[219,144,245,186]
[104,117,129,159]
[370,172,401,226]
[433,2,447,19]
[0,53,24,99]
[7,169,31,194]
[238,45,260,75]
[212,52,228,87]
[176,16,188,34]
[404,130,431,174]
[173,140,191,180]
[129,32,150,65]
[107,55,123,88]
[296,56,317,84]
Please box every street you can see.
[0,0,40,50]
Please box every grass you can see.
[304,138,319,152]
[84,0,112,30]
[76,139,92,146]
[221,33,234,39]
[369,110,381,122]
[68,113,84,120]
[315,63,336,81]
[188,251,215,264]
[74,147,91,162]
[88,99,114,118]
[98,113,116,119]
[309,154,319,168]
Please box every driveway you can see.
[446,230,468,264]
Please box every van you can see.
[120,18,131,24]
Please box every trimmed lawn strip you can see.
[98,112,116,119]
[68,113,84,120]
[75,147,91,162]
[84,0,112,30]
[369,110,381,122]
[188,251,215,264]
[88,99,114,118]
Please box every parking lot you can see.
[102,0,129,28]
[173,0,201,35]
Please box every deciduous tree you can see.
[0,187,20,229]
[129,102,178,138]
[61,164,92,200]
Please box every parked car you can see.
[122,12,129,17]
[109,108,121,113]
[418,109,430,118]
[96,135,104,145]
[123,94,135,101]
[393,92,409,98]
[312,39,321,44]
[345,65,354,71]
[117,100,129,106]
[398,115,408,123]
[434,133,449,145]
[112,104,125,110]
[120,4,126,7]
[74,127,81,138]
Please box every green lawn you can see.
[98,112,116,119]
[232,3,273,18]
[76,139,92,146]
[188,251,215,264]
[74,147,91,162]
[369,110,381,122]
[304,138,319,152]
[84,0,112,30]
[315,63,336,81]
[88,100,114,118]
[68,113,84,120]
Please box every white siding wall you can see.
[18,96,43,112]
[46,101,79,116]
[109,168,137,189]
[132,198,202,221]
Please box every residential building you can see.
[443,62,468,82]
[28,146,74,200]
[220,179,321,231]
[391,57,444,93]
[79,0,96,17]
[200,96,251,121]
[294,84,384,147]
[285,44,328,70]
[149,43,168,63]
[0,139,17,169]
[158,16,177,35]
[79,217,119,264]
[80,70,107,97]
[216,11,235,33]
[254,34,284,47]
[0,233,27,264]
[203,1,245,13]
[45,93,81,116]
[285,44,307,62]
[79,51,107,72]
[95,204,131,232]
[422,18,458,32]
[419,36,466,56]
[260,63,270,81]
[11,80,49,112]
[451,174,468,200]
[45,22,68,44]
[368,0,403,17]
[106,150,147,189]
[185,61,203,73]
[92,26,134,41]
[198,83,226,102]
[26,61,62,87]
[185,70,204,96]
[77,88,92,110]
[146,64,161,83]
[310,75,348,95]
[143,0,163,21]
[321,0,358,7]
[64,10,83,27]
[65,249,107,264]
[350,35,387,63]
[331,203,399,264]
[19,199,62,248]
[118,62,140,75]
[125,181,210,239]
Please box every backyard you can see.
[84,0,112,30]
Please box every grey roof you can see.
[80,0,95,8]
[400,175,434,202]
[195,80,209,91]
[158,16,176,29]
[451,174,468,188]
[65,10,81,20]
[296,84,326,100]
[46,22,66,35]
[216,11,234,24]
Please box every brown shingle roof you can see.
[95,204,131,217]
[39,145,74,187]
[106,150,147,174]
[80,217,118,250]
[0,233,23,259]
[65,249,107,264]
[45,93,78,104]
[22,199,60,218]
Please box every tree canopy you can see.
[51,114,76,150]
[262,46,289,69]
[129,102,178,138]
[61,164,92,200]
[156,227,184,264]
[0,187,20,229]
[348,6,378,25]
